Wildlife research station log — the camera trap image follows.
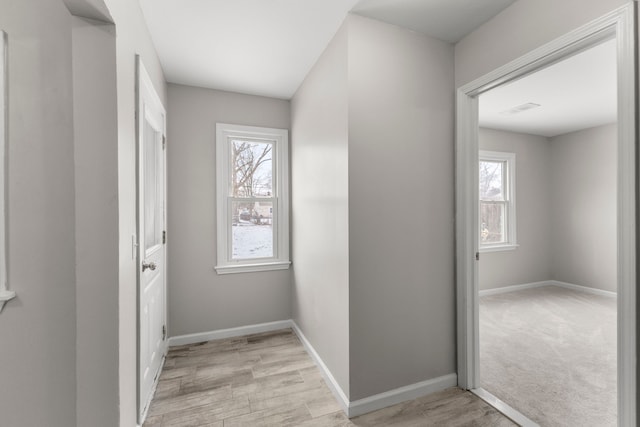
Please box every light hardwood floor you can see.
[143,329,515,426]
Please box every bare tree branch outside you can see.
[479,160,505,243]
[231,139,274,259]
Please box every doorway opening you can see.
[455,4,635,426]
[477,37,618,426]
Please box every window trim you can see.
[0,31,10,312]
[479,150,517,252]
[215,123,290,274]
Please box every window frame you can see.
[479,150,517,252]
[215,123,290,274]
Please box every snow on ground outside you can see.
[232,222,273,259]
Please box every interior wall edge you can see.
[71,14,120,427]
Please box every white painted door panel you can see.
[137,56,167,423]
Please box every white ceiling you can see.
[139,0,360,99]
[351,0,517,44]
[64,0,112,22]
[138,0,516,99]
[479,39,617,137]
[139,1,616,135]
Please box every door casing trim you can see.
[455,4,636,425]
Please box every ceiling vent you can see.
[499,102,541,116]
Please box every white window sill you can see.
[215,261,291,275]
[480,244,519,253]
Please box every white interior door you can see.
[137,56,167,422]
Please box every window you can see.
[215,123,290,274]
[0,31,10,312]
[479,150,516,252]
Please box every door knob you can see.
[142,261,157,272]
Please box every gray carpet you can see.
[480,285,616,427]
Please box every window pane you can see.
[479,160,504,201]
[231,201,274,260]
[144,121,162,251]
[481,202,505,244]
[231,139,273,198]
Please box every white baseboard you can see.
[290,321,456,418]
[168,319,459,419]
[479,281,551,297]
[289,321,351,414]
[550,280,617,298]
[167,319,293,347]
[348,373,457,418]
[480,280,617,298]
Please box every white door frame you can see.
[136,55,168,424]
[455,4,636,425]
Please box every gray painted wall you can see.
[0,1,624,425]
[167,84,292,337]
[454,0,627,87]
[1,0,163,424]
[478,128,551,290]
[72,16,119,427]
[0,1,77,426]
[101,0,169,423]
[550,124,617,292]
[478,125,617,293]
[291,13,456,402]
[347,14,455,400]
[291,23,350,396]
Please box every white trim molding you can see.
[479,150,517,251]
[455,4,636,425]
[551,280,617,298]
[0,31,10,314]
[167,319,293,347]
[348,373,457,418]
[478,281,551,297]
[479,280,617,298]
[214,260,291,275]
[215,123,290,275]
[479,244,518,253]
[291,321,457,418]
[289,322,351,415]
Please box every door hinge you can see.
[162,135,166,150]
[476,252,480,261]
[163,230,166,244]
[162,325,166,340]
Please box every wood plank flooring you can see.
[143,329,515,426]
